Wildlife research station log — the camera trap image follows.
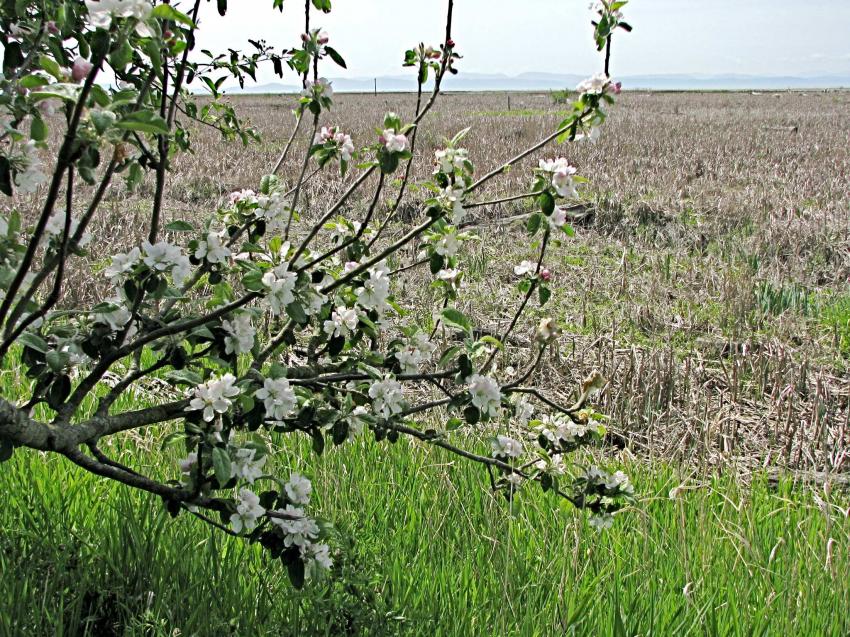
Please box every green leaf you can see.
[441,308,472,335]
[165,220,195,232]
[437,345,460,368]
[109,39,134,72]
[19,332,48,353]
[151,4,196,27]
[30,83,81,103]
[30,116,47,142]
[324,46,346,69]
[311,428,325,456]
[538,191,555,216]
[19,73,49,89]
[429,252,445,275]
[285,301,307,326]
[538,285,551,306]
[446,417,464,431]
[212,447,232,485]
[526,213,542,235]
[287,557,306,589]
[477,335,503,350]
[115,111,170,136]
[166,369,203,386]
[0,439,14,463]
[45,350,70,373]
[0,157,11,196]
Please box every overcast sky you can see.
[192,0,850,81]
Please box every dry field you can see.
[12,89,850,474]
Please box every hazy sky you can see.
[193,0,850,81]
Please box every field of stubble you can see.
[75,89,850,473]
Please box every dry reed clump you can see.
[6,89,849,473]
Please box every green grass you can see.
[1,428,848,635]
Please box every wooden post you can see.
[374,78,377,96]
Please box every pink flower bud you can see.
[46,21,59,35]
[611,81,622,94]
[71,57,93,83]
[540,268,552,282]
[317,31,329,44]
[301,32,310,43]
[446,38,455,48]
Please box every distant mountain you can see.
[215,72,850,94]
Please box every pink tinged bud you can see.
[301,33,310,43]
[540,268,552,282]
[446,38,455,48]
[46,21,59,35]
[317,31,329,44]
[612,81,622,94]
[71,57,93,83]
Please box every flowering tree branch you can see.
[0,0,635,586]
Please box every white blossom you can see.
[85,0,153,35]
[301,287,326,316]
[187,373,240,422]
[436,268,461,286]
[434,147,468,174]
[380,128,408,153]
[439,185,466,224]
[229,189,257,206]
[13,140,46,193]
[605,470,634,495]
[230,488,265,533]
[538,157,579,199]
[536,317,558,342]
[589,512,614,531]
[177,452,197,476]
[92,298,132,332]
[314,126,355,161]
[576,72,609,96]
[356,262,391,314]
[302,77,333,99]
[468,374,502,419]
[433,229,460,257]
[254,376,297,421]
[270,505,320,548]
[514,399,534,426]
[284,473,312,505]
[304,542,333,572]
[491,434,523,459]
[141,240,191,285]
[231,447,267,484]
[222,313,255,355]
[323,306,359,339]
[43,210,91,247]
[195,232,231,264]
[513,260,536,277]
[368,376,405,418]
[549,206,568,231]
[105,247,141,283]
[262,263,297,316]
[394,332,436,374]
